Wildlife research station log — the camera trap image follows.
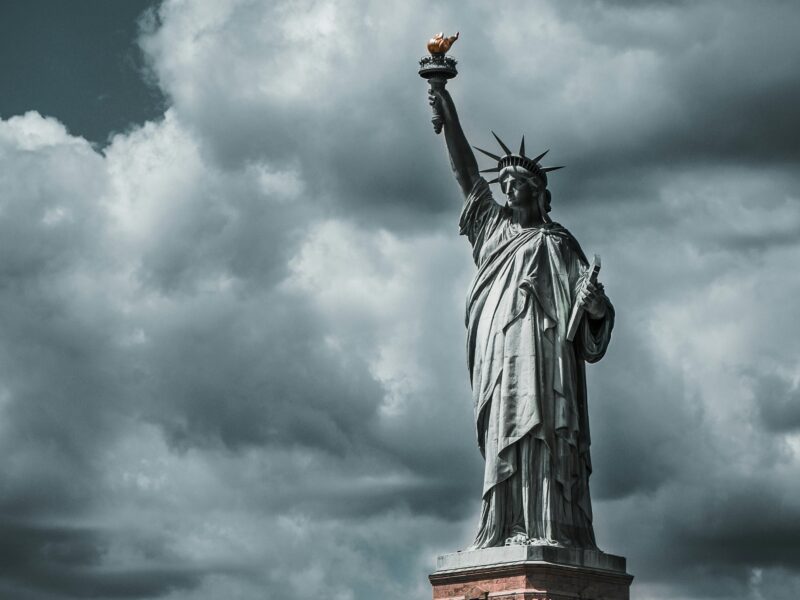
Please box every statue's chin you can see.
[506,199,530,208]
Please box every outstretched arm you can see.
[429,82,481,198]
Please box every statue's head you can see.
[499,165,550,214]
[474,132,563,221]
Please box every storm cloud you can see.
[1,1,800,598]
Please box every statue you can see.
[420,34,615,550]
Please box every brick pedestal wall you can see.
[430,553,633,600]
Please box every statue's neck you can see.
[508,204,549,228]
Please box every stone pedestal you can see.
[429,546,633,600]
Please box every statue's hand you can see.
[428,88,443,112]
[427,84,447,134]
[580,281,608,319]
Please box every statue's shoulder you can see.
[547,222,589,264]
[543,221,575,239]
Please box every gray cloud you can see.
[755,373,800,433]
[1,1,800,599]
[0,521,206,599]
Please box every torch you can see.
[418,32,459,134]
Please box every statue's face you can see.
[502,175,535,208]
[501,172,545,209]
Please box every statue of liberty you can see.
[421,34,615,550]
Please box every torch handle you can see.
[428,76,446,135]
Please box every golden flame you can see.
[427,31,459,55]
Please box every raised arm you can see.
[429,82,481,199]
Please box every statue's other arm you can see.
[571,257,614,363]
[429,83,481,199]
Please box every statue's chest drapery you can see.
[465,224,585,473]
[467,221,578,355]
[459,178,593,447]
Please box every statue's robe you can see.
[460,178,614,549]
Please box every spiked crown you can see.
[474,132,564,186]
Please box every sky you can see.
[1,1,799,599]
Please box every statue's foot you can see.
[503,534,579,547]
[504,533,529,546]
[526,537,565,547]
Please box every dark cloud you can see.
[0,521,205,598]
[136,291,385,454]
[585,328,690,500]
[754,373,800,432]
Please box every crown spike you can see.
[473,146,501,161]
[531,149,549,164]
[519,136,526,157]
[491,131,513,155]
[487,177,500,184]
[542,166,565,173]
[479,167,500,173]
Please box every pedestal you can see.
[429,546,633,600]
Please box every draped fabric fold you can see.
[460,177,614,549]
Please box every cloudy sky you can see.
[1,1,800,598]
